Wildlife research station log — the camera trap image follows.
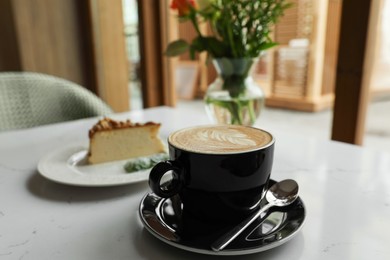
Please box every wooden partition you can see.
[256,0,342,112]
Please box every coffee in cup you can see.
[149,125,274,234]
[169,124,272,154]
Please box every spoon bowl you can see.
[266,179,299,207]
[211,179,299,252]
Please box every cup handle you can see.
[149,160,184,198]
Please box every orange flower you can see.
[170,0,196,16]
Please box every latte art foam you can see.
[169,125,273,154]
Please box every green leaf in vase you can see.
[165,39,189,56]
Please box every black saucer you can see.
[138,180,306,255]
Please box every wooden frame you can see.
[331,0,380,145]
[137,0,176,108]
[87,0,129,112]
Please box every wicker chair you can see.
[0,72,113,131]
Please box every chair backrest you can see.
[0,72,113,131]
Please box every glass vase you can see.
[204,57,265,126]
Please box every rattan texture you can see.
[0,72,113,131]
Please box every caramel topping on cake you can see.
[88,118,160,138]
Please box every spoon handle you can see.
[211,203,272,252]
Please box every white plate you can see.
[38,143,152,187]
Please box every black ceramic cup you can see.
[149,125,274,234]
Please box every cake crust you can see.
[88,118,161,138]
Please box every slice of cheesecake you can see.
[87,118,166,164]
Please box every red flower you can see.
[170,0,196,16]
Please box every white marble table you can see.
[1,106,389,259]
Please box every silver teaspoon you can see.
[211,179,299,252]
